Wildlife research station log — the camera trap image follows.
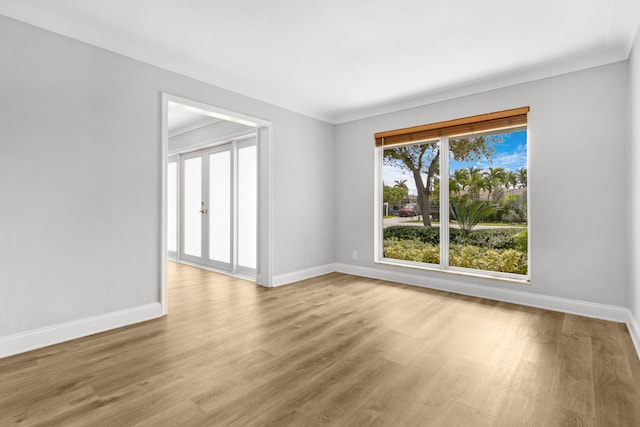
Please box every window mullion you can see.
[375,146,383,260]
[440,137,449,269]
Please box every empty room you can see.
[2,1,640,425]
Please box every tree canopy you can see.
[383,136,496,226]
[383,184,408,207]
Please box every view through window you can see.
[380,113,528,279]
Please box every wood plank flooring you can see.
[1,261,640,426]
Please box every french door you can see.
[178,138,257,277]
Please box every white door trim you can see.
[167,155,179,260]
[161,93,273,315]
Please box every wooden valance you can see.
[374,107,529,147]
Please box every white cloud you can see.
[492,144,527,170]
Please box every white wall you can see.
[335,62,629,307]
[0,15,334,337]
[630,28,640,323]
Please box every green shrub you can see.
[383,226,527,251]
[384,226,440,244]
[450,197,496,231]
[450,228,520,250]
[383,237,527,275]
[514,229,528,253]
[383,238,440,264]
[449,245,527,275]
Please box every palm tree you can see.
[484,167,505,202]
[467,166,483,178]
[394,179,408,190]
[506,171,518,189]
[392,179,409,204]
[452,168,470,197]
[468,172,486,200]
[517,167,527,188]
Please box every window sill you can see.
[375,259,531,285]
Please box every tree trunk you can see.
[419,189,431,227]
[412,169,431,227]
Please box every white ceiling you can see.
[167,103,207,129]
[167,102,220,137]
[1,0,639,123]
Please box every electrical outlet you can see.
[352,250,358,260]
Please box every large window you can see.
[377,108,529,280]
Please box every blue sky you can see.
[449,130,527,171]
[383,130,527,196]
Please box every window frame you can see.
[375,121,530,284]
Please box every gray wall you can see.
[335,62,629,307]
[0,16,334,336]
[1,12,637,342]
[630,28,640,322]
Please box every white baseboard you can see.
[4,265,639,362]
[271,263,337,287]
[274,262,640,361]
[334,263,631,323]
[627,312,640,361]
[0,303,163,359]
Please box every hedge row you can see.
[383,226,527,251]
[383,238,528,275]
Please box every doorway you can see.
[179,138,257,276]
[161,94,273,314]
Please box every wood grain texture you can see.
[1,262,640,426]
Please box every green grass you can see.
[404,220,525,227]
[474,222,527,227]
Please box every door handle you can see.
[199,201,208,215]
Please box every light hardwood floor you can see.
[2,262,640,426]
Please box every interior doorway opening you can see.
[161,94,273,314]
